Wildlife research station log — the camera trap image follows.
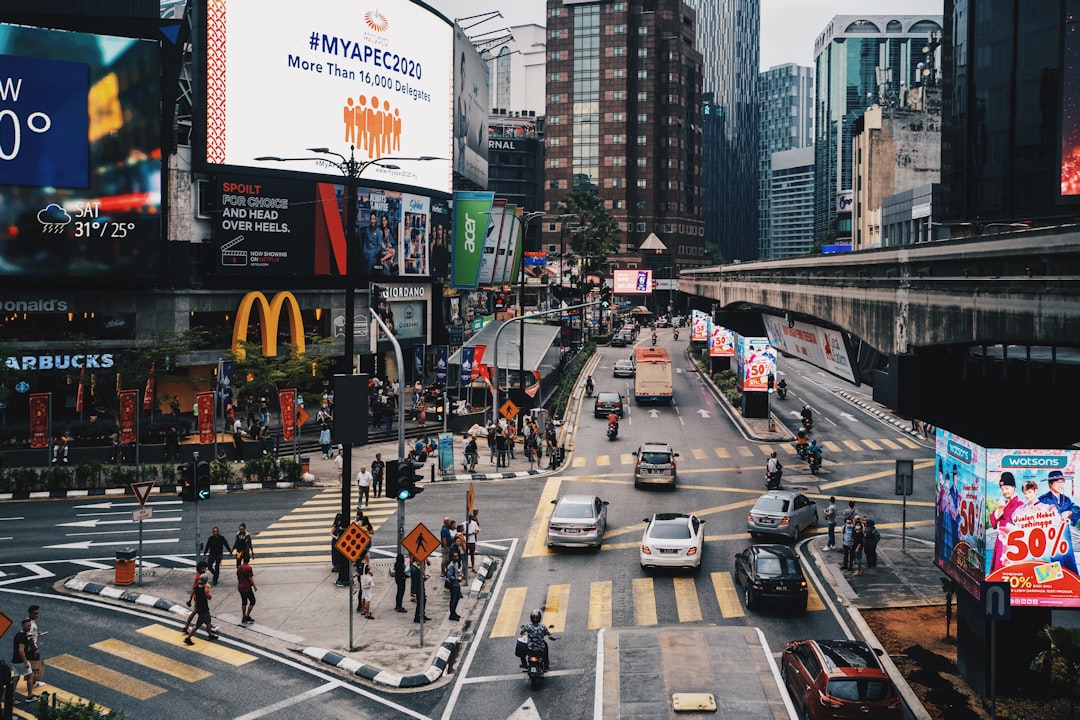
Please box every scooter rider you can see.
[607,412,619,434]
[777,378,787,398]
[520,609,551,670]
[794,428,810,458]
[585,375,595,396]
[807,439,822,463]
[800,404,813,427]
[651,331,658,345]
[766,451,782,486]
[673,328,679,340]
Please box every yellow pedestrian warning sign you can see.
[402,522,439,563]
[296,406,312,427]
[335,522,371,563]
[500,399,519,420]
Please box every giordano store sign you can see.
[232,291,306,359]
[374,283,430,347]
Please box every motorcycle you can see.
[607,422,619,441]
[585,384,594,398]
[801,416,813,431]
[776,383,787,400]
[765,469,783,490]
[673,330,679,340]
[808,453,822,475]
[651,335,657,346]
[523,630,557,690]
[794,442,808,460]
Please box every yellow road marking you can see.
[523,476,563,557]
[711,572,744,618]
[779,444,797,455]
[843,440,862,451]
[714,447,730,459]
[632,577,657,625]
[573,456,586,468]
[254,527,339,538]
[250,555,325,565]
[673,577,702,621]
[621,453,635,465]
[545,584,570,633]
[15,685,111,715]
[897,437,920,449]
[490,586,528,638]
[91,638,211,683]
[596,455,610,467]
[861,439,882,451]
[758,446,775,457]
[818,459,936,492]
[807,578,826,611]
[878,438,901,450]
[47,654,165,701]
[243,543,330,553]
[136,624,257,666]
[691,448,706,460]
[823,441,842,452]
[589,581,612,629]
[737,446,754,457]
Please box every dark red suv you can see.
[780,639,902,719]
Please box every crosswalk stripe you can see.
[589,581,612,629]
[878,438,902,450]
[691,448,706,460]
[897,437,920,449]
[47,653,166,700]
[621,453,635,465]
[714,447,731,459]
[807,580,827,611]
[251,555,325,565]
[737,446,754,457]
[91,638,212,682]
[491,586,528,638]
[861,439,883,451]
[632,577,657,626]
[758,446,775,457]
[596,455,610,467]
[545,584,570,633]
[843,440,863,452]
[779,444,797,455]
[523,476,562,558]
[710,572,744,618]
[244,543,329,552]
[255,528,338,538]
[136,624,258,666]
[673,577,702,622]
[823,440,842,452]
[572,456,586,468]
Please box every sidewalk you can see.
[64,552,498,688]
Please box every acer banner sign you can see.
[451,192,494,289]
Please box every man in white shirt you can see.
[466,513,480,572]
[334,447,344,486]
[356,465,373,507]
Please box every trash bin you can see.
[115,548,136,586]
[300,456,310,474]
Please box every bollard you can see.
[114,548,137,586]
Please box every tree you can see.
[227,336,333,405]
[558,190,620,274]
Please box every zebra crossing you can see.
[250,491,397,565]
[489,573,827,639]
[568,436,921,469]
[8,623,258,716]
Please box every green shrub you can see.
[546,343,596,419]
[210,459,233,484]
[592,332,614,345]
[278,458,301,484]
[242,456,278,483]
[32,696,125,719]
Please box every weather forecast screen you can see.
[0,24,161,279]
[203,0,453,195]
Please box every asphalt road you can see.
[0,334,937,719]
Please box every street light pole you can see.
[254,147,440,587]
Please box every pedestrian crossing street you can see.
[489,573,826,639]
[568,435,922,469]
[250,491,397,566]
[9,623,257,717]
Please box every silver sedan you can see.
[746,490,818,541]
[547,494,609,549]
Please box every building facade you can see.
[541,0,707,278]
[758,64,814,259]
[685,0,760,262]
[813,14,943,247]
[487,112,546,252]
[767,146,816,259]
[490,25,548,117]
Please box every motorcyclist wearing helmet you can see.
[794,428,809,456]
[607,412,619,434]
[800,404,813,425]
[651,331,658,345]
[807,439,822,462]
[585,376,595,396]
[520,608,551,669]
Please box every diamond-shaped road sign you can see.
[335,523,371,563]
[402,522,439,563]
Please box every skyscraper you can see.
[813,15,943,247]
[684,0,759,262]
[542,0,706,277]
[758,64,814,258]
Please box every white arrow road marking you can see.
[44,539,180,550]
[75,500,181,509]
[0,563,54,587]
[65,528,178,537]
[697,408,711,418]
[839,412,859,422]
[58,517,180,528]
[0,517,24,521]
[76,508,181,517]
[649,409,660,418]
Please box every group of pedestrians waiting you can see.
[823,497,880,576]
[9,605,45,704]
[179,523,257,645]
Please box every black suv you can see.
[593,392,624,418]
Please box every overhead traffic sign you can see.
[335,523,371,563]
[130,481,154,506]
[402,522,439,563]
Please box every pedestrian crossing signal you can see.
[178,462,195,502]
[195,460,211,501]
[397,458,424,500]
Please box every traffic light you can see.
[178,462,195,502]
[195,460,211,501]
[600,289,612,308]
[396,459,424,500]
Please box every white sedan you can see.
[639,512,705,572]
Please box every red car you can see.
[780,639,903,719]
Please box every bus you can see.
[633,346,673,403]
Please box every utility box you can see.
[114,548,137,586]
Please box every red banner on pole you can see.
[75,367,85,413]
[197,392,215,444]
[29,393,49,449]
[471,345,486,380]
[119,390,137,444]
[279,389,296,442]
[143,362,155,410]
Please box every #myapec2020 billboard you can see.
[935,428,1080,608]
[203,0,452,195]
